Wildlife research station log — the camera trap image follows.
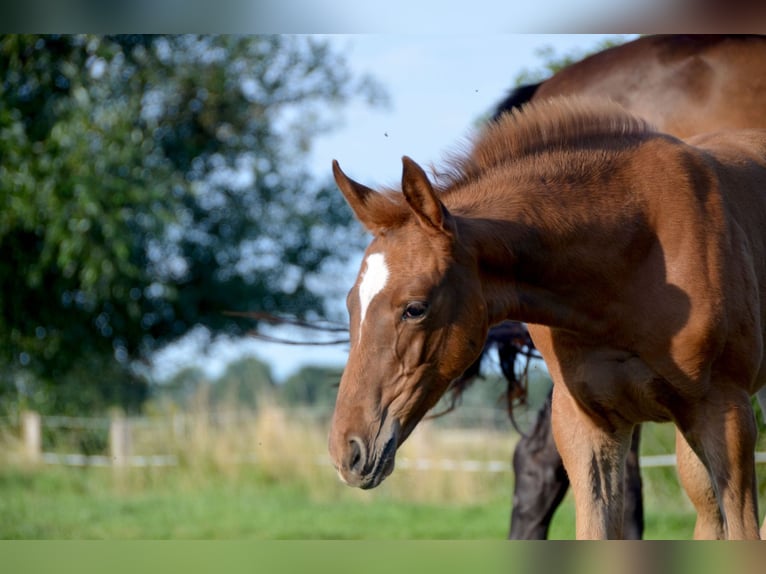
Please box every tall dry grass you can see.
[392,420,516,504]
[119,392,517,505]
[121,394,766,513]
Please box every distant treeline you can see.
[150,354,553,416]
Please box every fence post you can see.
[172,413,186,440]
[109,413,131,467]
[21,410,41,464]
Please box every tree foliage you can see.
[148,356,276,411]
[210,357,276,408]
[0,35,385,413]
[280,365,341,407]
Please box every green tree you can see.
[280,365,341,407]
[0,35,385,414]
[210,356,275,409]
[147,365,209,411]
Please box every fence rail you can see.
[39,453,180,467]
[7,410,766,472]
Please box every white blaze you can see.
[358,252,389,331]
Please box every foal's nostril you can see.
[348,436,366,474]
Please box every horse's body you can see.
[490,33,766,540]
[498,34,766,140]
[329,97,766,539]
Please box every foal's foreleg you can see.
[678,389,760,540]
[551,384,633,539]
[675,428,724,539]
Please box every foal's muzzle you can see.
[330,419,401,489]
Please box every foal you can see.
[328,98,766,539]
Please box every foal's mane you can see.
[365,97,655,228]
[436,96,654,193]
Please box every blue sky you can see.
[156,34,636,382]
[309,35,634,186]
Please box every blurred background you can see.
[1,34,764,540]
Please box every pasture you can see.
[3,399,765,539]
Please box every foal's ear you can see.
[401,156,453,236]
[333,160,386,233]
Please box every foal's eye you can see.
[403,301,429,321]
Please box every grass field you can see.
[1,404,764,540]
[0,463,705,539]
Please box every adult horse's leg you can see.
[508,390,645,539]
[622,425,645,540]
[550,382,634,539]
[677,387,760,539]
[508,390,569,539]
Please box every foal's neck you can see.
[451,173,648,337]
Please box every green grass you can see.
[3,409,764,540]
[0,465,515,539]
[0,461,706,540]
[540,483,698,540]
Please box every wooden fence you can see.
[11,410,766,471]
[19,410,160,467]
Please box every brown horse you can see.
[328,97,766,539]
[489,33,766,539]
[507,34,766,140]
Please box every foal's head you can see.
[328,156,488,489]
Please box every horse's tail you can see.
[490,82,542,122]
